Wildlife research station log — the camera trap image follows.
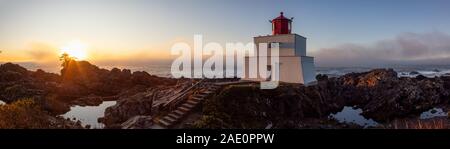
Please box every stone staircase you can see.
[157,84,221,128]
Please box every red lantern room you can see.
[270,12,293,35]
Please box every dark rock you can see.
[409,71,420,75]
[59,60,177,98]
[194,68,450,128]
[120,116,153,129]
[316,74,328,81]
[71,94,103,106]
[416,75,427,80]
[101,92,154,126]
[430,109,437,114]
[0,63,56,103]
[100,81,192,127]
[0,63,29,76]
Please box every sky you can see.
[1,0,450,68]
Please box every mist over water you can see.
[313,31,450,67]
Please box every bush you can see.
[384,118,447,129]
[0,99,51,129]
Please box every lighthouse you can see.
[244,12,316,84]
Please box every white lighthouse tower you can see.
[244,12,316,84]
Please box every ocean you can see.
[316,65,450,78]
[7,62,450,78]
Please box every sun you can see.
[60,40,88,60]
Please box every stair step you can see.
[192,95,205,99]
[174,109,186,116]
[192,97,203,101]
[187,100,199,105]
[198,93,209,96]
[168,113,182,119]
[178,106,191,112]
[163,116,177,123]
[193,96,205,99]
[203,91,214,94]
[195,94,207,97]
[182,103,195,109]
[158,119,172,127]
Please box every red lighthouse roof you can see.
[273,12,290,20]
[271,12,293,35]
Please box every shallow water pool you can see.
[61,101,116,129]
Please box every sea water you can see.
[10,62,450,78]
[61,101,117,129]
[420,108,448,119]
[329,106,379,128]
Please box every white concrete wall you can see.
[254,34,307,57]
[243,56,305,84]
[278,57,304,83]
[243,34,315,84]
[300,56,316,84]
[278,47,295,56]
[295,35,307,56]
[254,34,296,57]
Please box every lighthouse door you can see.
[266,65,272,81]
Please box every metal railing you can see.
[162,79,205,110]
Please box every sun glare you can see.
[60,40,88,60]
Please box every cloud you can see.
[312,31,450,67]
[25,42,59,63]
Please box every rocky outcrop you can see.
[59,60,177,98]
[193,82,354,129]
[70,94,104,106]
[333,69,449,121]
[100,91,154,127]
[0,63,60,103]
[0,62,182,128]
[100,82,193,128]
[193,69,450,128]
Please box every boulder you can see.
[409,71,420,75]
[100,92,154,126]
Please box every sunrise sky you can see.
[1,0,450,68]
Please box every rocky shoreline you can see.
[0,61,449,129]
[0,60,187,128]
[192,69,449,128]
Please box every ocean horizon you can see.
[3,61,449,78]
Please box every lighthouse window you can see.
[268,42,280,48]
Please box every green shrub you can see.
[0,99,51,129]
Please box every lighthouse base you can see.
[243,55,316,84]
